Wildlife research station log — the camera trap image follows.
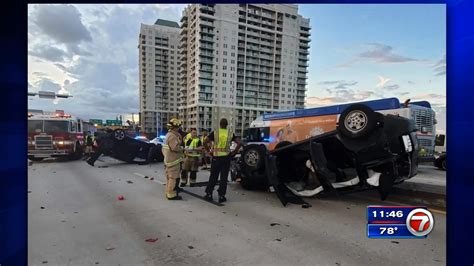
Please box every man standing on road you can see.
[204,118,242,203]
[200,129,211,170]
[162,118,185,200]
[84,131,94,158]
[181,128,203,187]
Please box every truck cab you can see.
[28,111,84,161]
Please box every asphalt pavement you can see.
[28,157,446,265]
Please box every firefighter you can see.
[86,128,114,167]
[84,131,94,158]
[200,129,211,170]
[162,118,184,200]
[180,128,203,187]
[204,118,242,203]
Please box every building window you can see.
[231,60,235,64]
[223,59,227,63]
[231,45,235,50]
[223,65,227,70]
[223,73,227,77]
[224,43,228,48]
[223,80,227,84]
[223,51,228,55]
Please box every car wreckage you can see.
[94,129,164,164]
[237,103,419,206]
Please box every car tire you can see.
[434,154,446,171]
[114,129,126,141]
[241,144,266,172]
[69,142,83,160]
[28,156,43,162]
[337,104,377,139]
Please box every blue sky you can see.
[28,4,446,129]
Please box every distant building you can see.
[138,19,181,136]
[178,4,310,136]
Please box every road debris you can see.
[126,180,134,184]
[98,166,109,168]
[391,241,400,244]
[150,177,154,180]
[270,223,280,227]
[187,245,194,249]
[145,238,159,243]
[117,195,125,201]
[105,247,115,251]
[42,261,48,264]
[40,206,45,209]
[144,176,149,179]
[274,238,282,242]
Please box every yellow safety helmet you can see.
[167,118,182,129]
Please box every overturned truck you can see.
[238,100,419,205]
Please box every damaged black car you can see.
[238,103,419,206]
[93,129,164,164]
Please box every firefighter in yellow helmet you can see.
[204,118,242,203]
[162,118,184,200]
[180,128,203,187]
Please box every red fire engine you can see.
[28,110,85,161]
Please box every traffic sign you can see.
[106,119,122,126]
[89,119,103,125]
[406,208,434,237]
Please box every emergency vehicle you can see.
[246,98,436,161]
[28,110,85,161]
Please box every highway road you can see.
[28,157,446,265]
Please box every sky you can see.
[27,4,446,130]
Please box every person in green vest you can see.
[204,118,242,203]
[181,128,203,187]
[200,129,211,170]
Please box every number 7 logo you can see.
[406,208,435,237]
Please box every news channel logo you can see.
[367,206,435,238]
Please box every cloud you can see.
[306,90,377,107]
[28,4,186,120]
[338,43,417,67]
[433,54,446,76]
[376,76,391,88]
[411,93,445,100]
[360,43,417,63]
[31,5,92,45]
[29,45,69,62]
[318,80,358,91]
[382,84,400,91]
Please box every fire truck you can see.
[28,110,85,161]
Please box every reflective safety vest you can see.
[185,137,201,158]
[213,128,233,157]
[184,133,192,144]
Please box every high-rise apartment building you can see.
[139,19,180,135]
[178,4,310,136]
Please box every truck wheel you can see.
[28,156,43,162]
[69,142,83,160]
[337,104,377,139]
[241,144,265,172]
[114,129,125,141]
